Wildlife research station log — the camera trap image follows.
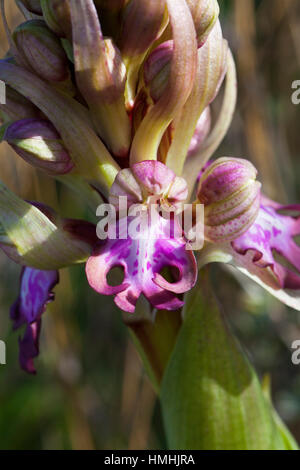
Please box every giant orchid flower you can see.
[0,0,299,377]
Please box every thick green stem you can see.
[124,309,182,392]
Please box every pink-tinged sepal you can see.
[232,203,300,292]
[132,160,188,208]
[109,161,188,212]
[10,267,59,374]
[187,106,211,157]
[86,215,197,313]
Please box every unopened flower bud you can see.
[0,118,74,175]
[197,157,261,242]
[13,20,70,83]
[21,0,42,15]
[0,86,42,123]
[41,0,72,39]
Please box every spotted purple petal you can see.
[232,203,300,291]
[10,267,59,374]
[89,160,196,313]
[86,215,197,313]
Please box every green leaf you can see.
[160,268,297,450]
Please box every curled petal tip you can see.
[186,0,220,47]
[11,267,59,374]
[120,0,166,59]
[130,0,197,165]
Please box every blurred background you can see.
[0,0,299,450]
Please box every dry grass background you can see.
[0,0,299,449]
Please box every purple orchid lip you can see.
[10,267,59,374]
[86,215,197,313]
[86,161,197,313]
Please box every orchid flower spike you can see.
[0,0,299,375]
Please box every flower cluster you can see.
[0,0,299,373]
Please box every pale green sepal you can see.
[160,268,290,450]
[0,180,92,269]
[272,410,299,450]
